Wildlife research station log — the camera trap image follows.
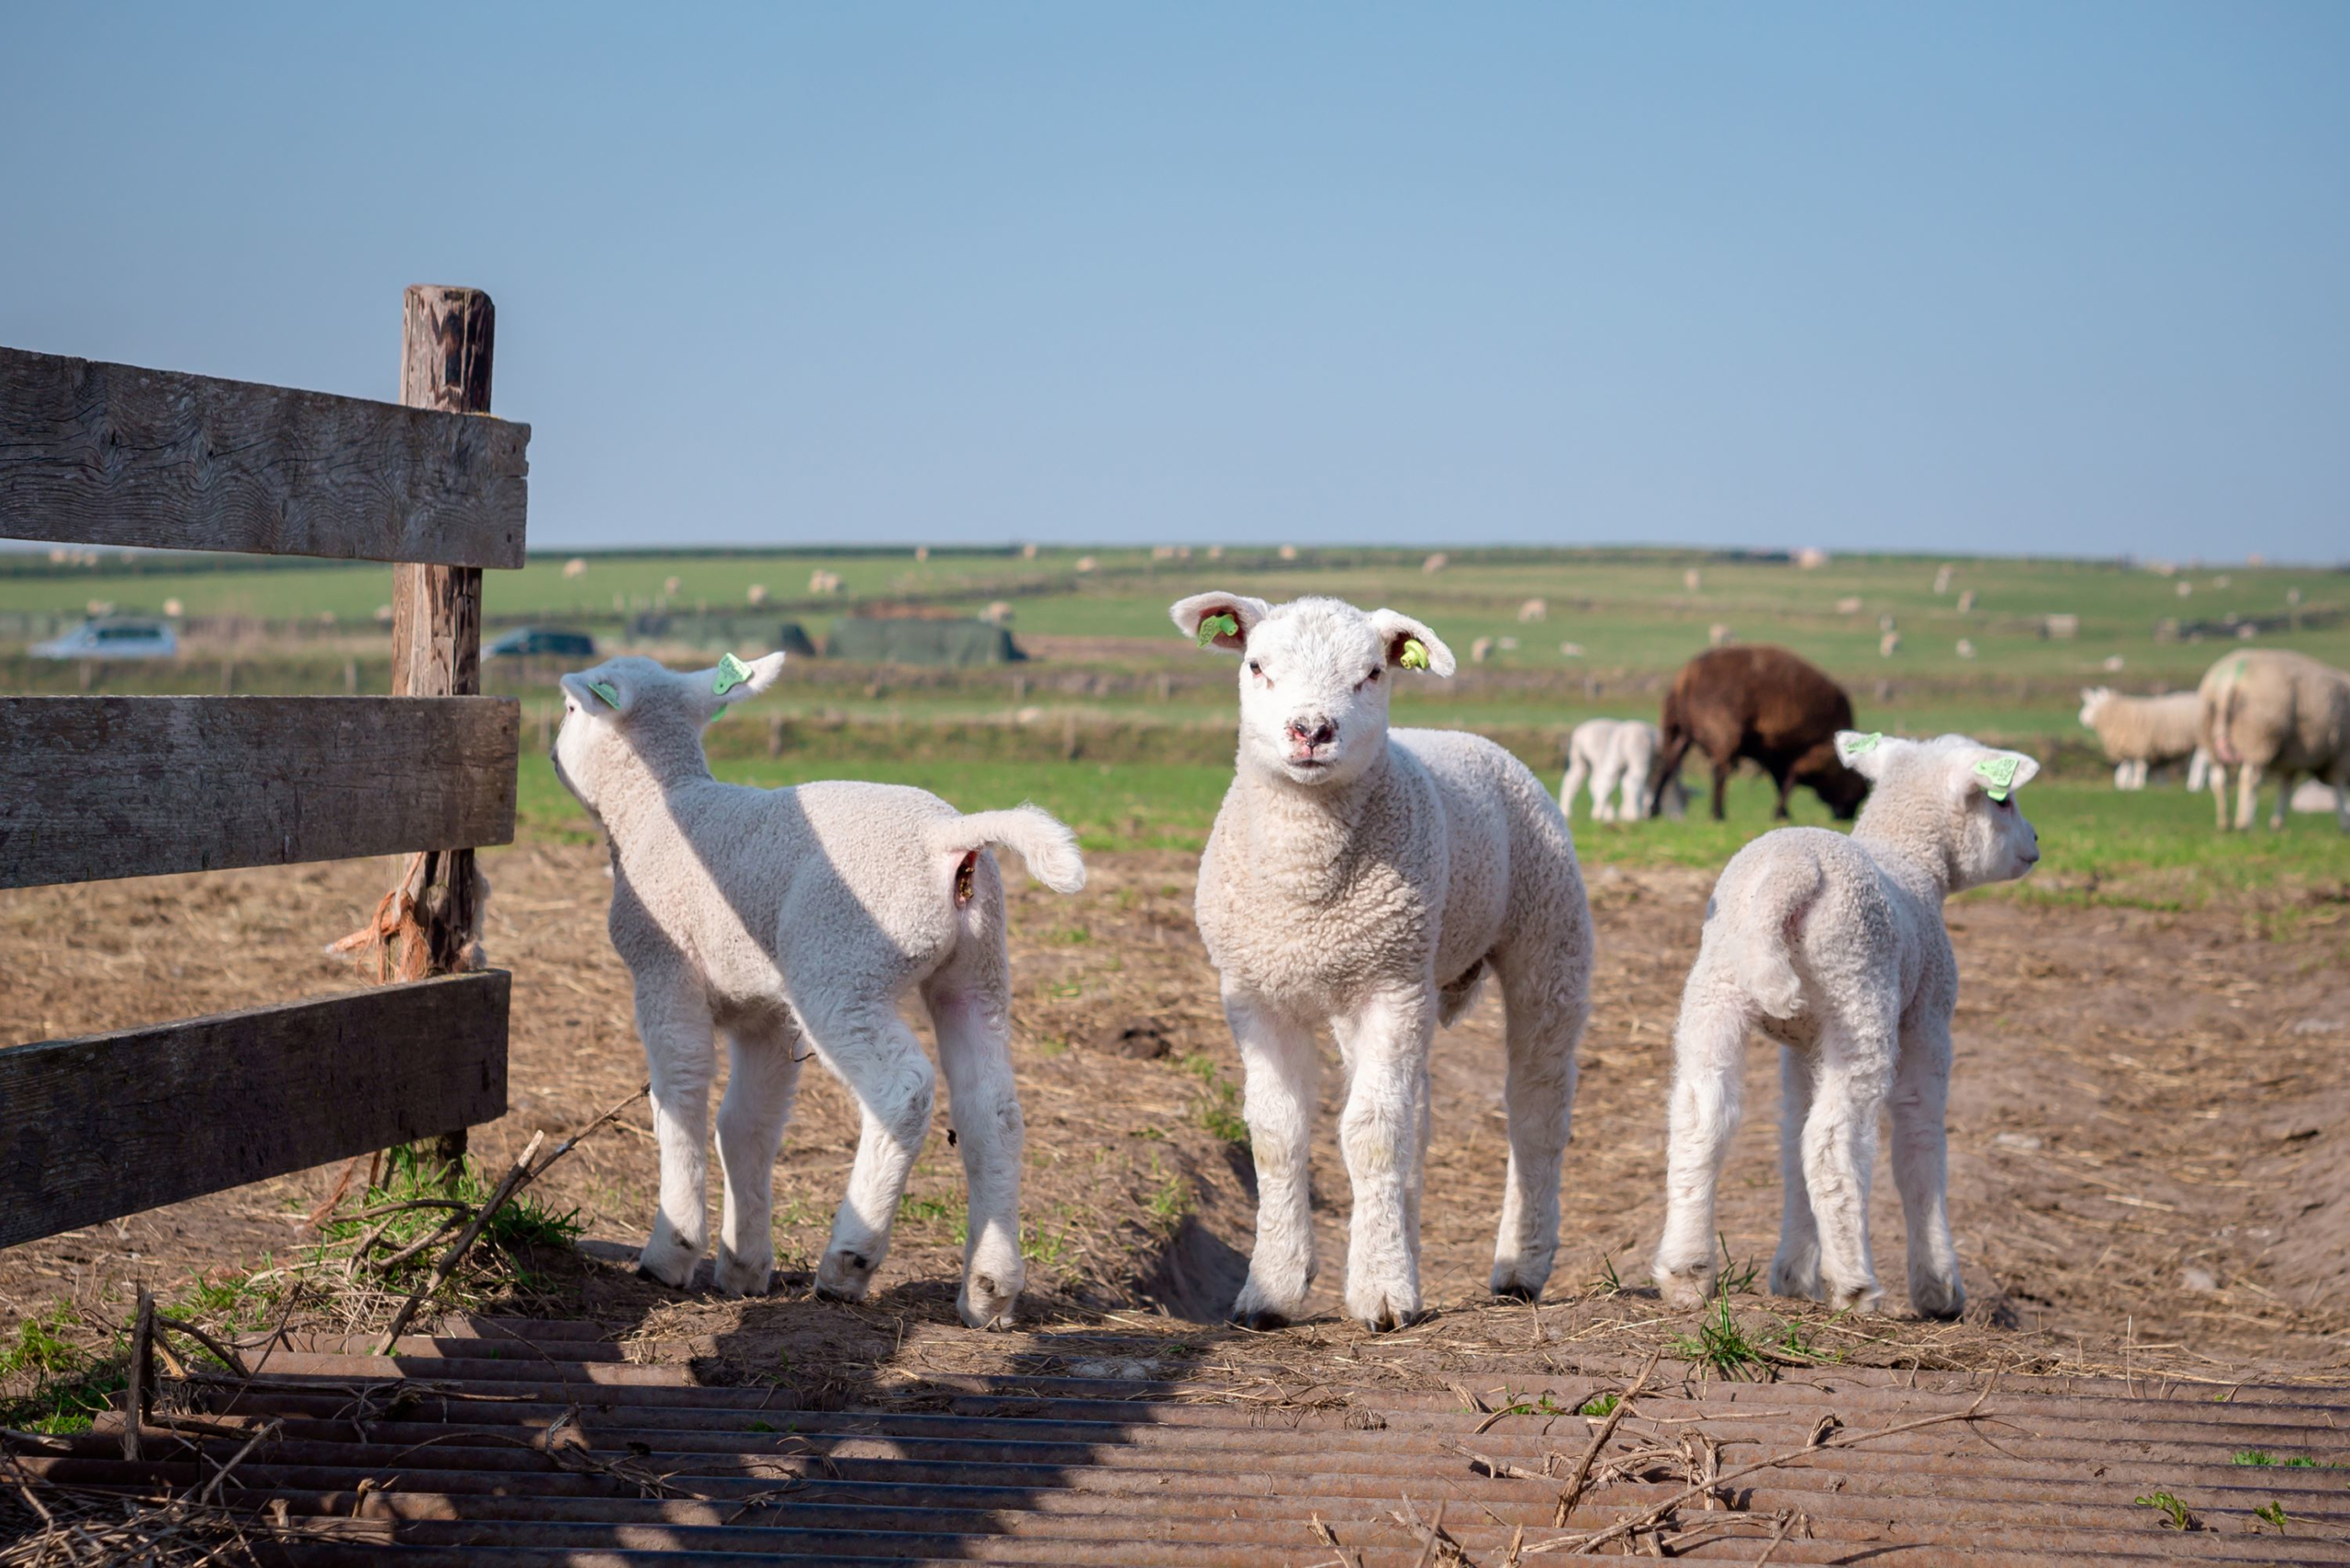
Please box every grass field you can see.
[11,543,2349,909]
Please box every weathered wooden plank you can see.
[0,696,518,889]
[0,973,509,1249]
[0,345,528,567]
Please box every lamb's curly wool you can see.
[1561,717,1687,822]
[1172,592,1594,1331]
[2076,688,2206,790]
[551,654,1084,1328]
[1652,733,2042,1319]
[2199,648,2350,832]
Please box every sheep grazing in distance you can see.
[2200,649,2350,832]
[1651,645,1871,822]
[1654,732,2042,1317]
[1171,592,1594,1330]
[552,654,1085,1327]
[2076,688,2209,791]
[1561,718,1687,822]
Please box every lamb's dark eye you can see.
[1248,660,1262,677]
[1366,667,1382,683]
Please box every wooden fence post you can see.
[389,286,496,1176]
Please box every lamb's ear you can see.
[1369,610,1456,677]
[1962,747,2040,803]
[1170,592,1270,653]
[1833,730,1901,780]
[561,668,633,718]
[705,651,788,708]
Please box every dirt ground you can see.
[4,838,2347,1388]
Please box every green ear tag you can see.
[587,680,621,709]
[713,652,753,696]
[1196,612,1239,647]
[1399,638,1430,670]
[1974,756,2019,801]
[1844,731,1882,758]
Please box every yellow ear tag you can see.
[587,680,621,709]
[1398,638,1430,670]
[713,652,753,696]
[1196,612,1239,647]
[1974,756,2019,801]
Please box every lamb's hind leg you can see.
[1654,962,1750,1307]
[712,1013,803,1297]
[1890,1016,1963,1318]
[1489,949,1587,1302]
[1800,1014,1894,1313]
[637,977,718,1289]
[923,927,1027,1330]
[797,997,936,1303]
[2233,762,2265,832]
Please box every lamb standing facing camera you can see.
[1652,732,2042,1319]
[1173,593,1594,1331]
[552,654,1085,1328]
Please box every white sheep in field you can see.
[2076,687,2209,791]
[1653,731,2042,1319]
[1560,718,1687,822]
[2200,649,2350,833]
[552,653,1085,1327]
[1171,592,1594,1330]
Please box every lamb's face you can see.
[1838,732,2042,892]
[2076,688,2110,728]
[1951,769,2042,890]
[1169,593,1456,789]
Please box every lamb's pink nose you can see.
[1287,718,1337,748]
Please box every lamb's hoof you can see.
[1768,1257,1823,1302]
[1229,1307,1290,1331]
[1654,1269,1714,1311]
[1909,1275,1965,1321]
[957,1271,1022,1330]
[1824,1280,1884,1315]
[813,1249,876,1302]
[1491,1281,1539,1304]
[1347,1284,1427,1333]
[634,1241,699,1291]
[1354,1304,1429,1333]
[711,1250,775,1299]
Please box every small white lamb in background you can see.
[1173,592,1594,1330]
[2077,687,2209,791]
[552,654,1085,1327]
[1652,731,2042,1318]
[1560,718,1687,822]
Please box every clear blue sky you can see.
[5,5,2345,559]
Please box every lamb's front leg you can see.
[637,978,718,1289]
[799,999,935,1303]
[1335,988,1436,1331]
[1768,1045,1821,1301]
[1889,1018,1963,1318]
[1226,991,1320,1329]
[711,1014,803,1298]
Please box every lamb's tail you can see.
[1721,855,1823,1019]
[929,805,1087,894]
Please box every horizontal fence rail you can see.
[0,971,509,1249]
[0,346,528,568]
[0,696,519,889]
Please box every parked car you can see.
[487,627,597,658]
[30,618,178,660]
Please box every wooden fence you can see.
[0,288,527,1248]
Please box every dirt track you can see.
[3,841,2346,1382]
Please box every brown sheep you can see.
[1649,645,1871,821]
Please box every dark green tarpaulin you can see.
[825,618,1026,666]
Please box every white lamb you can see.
[2076,687,2208,790]
[1652,732,2041,1318]
[1560,718,1688,822]
[1172,592,1594,1330]
[551,654,1085,1327]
